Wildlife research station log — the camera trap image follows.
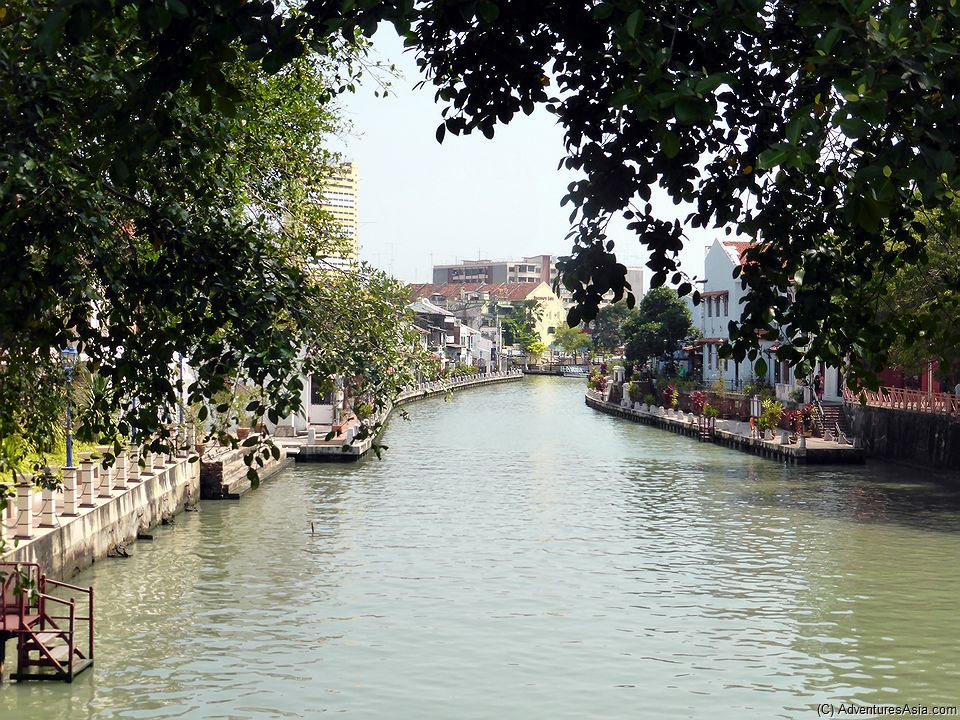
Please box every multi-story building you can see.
[699,238,843,402]
[320,162,359,263]
[408,282,567,356]
[432,255,553,285]
[432,255,643,308]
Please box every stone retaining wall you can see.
[845,403,960,474]
[200,442,292,499]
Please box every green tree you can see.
[12,0,960,456]
[0,4,419,531]
[591,303,640,353]
[622,288,694,371]
[500,301,542,351]
[876,206,960,378]
[23,0,960,384]
[526,340,548,364]
[552,325,592,363]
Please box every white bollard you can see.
[142,448,154,474]
[128,446,141,483]
[114,452,128,490]
[40,487,58,527]
[62,466,79,515]
[99,460,113,497]
[799,434,807,449]
[307,428,317,444]
[15,483,33,539]
[79,459,96,507]
[780,430,790,445]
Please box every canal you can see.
[2,376,960,718]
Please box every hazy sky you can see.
[332,28,714,288]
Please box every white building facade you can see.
[699,239,843,402]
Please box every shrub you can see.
[643,393,656,406]
[760,398,784,431]
[703,404,720,418]
[689,390,706,414]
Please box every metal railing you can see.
[844,385,960,416]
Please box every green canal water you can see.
[2,376,960,719]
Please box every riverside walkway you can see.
[1,447,200,580]
[586,390,863,464]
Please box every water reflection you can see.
[2,376,959,719]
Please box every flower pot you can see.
[236,427,251,440]
[195,443,206,456]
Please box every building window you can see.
[723,296,729,315]
[707,298,712,317]
[548,326,556,334]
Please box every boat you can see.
[561,366,589,377]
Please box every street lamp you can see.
[61,345,79,468]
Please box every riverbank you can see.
[288,370,523,462]
[1,451,199,580]
[586,391,864,464]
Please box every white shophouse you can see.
[699,239,843,402]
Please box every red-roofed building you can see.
[408,281,566,352]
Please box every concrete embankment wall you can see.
[394,370,523,406]
[2,458,199,580]
[845,404,960,474]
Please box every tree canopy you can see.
[7,0,960,491]
[0,2,421,516]
[552,324,592,360]
[591,303,641,353]
[18,0,960,389]
[622,288,695,370]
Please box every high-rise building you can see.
[320,162,359,262]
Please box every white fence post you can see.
[79,459,96,507]
[16,482,32,539]
[99,459,114,498]
[62,466,79,515]
[114,452,128,490]
[128,446,141,483]
[40,486,58,527]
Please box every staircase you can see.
[814,402,851,440]
[1,562,94,682]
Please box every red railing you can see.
[844,385,960,416]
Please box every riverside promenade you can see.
[1,447,199,580]
[286,370,524,462]
[586,390,863,464]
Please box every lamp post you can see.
[61,345,79,467]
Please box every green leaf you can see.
[757,144,790,170]
[674,96,709,124]
[754,357,768,376]
[661,131,681,158]
[478,1,500,23]
[37,8,69,55]
[625,9,643,38]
